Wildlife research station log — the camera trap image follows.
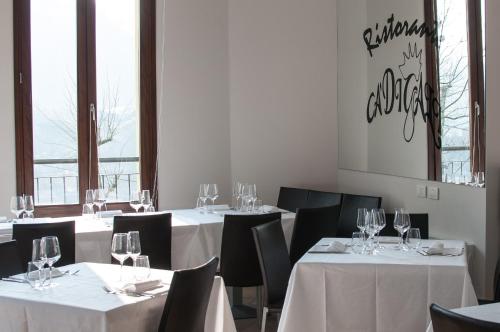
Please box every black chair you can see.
[220,212,281,319]
[478,258,500,304]
[305,190,342,208]
[276,187,309,212]
[113,213,172,270]
[0,240,23,278]
[158,257,219,332]
[252,221,292,332]
[289,205,341,264]
[12,220,75,270]
[382,213,429,239]
[337,194,382,237]
[430,303,500,332]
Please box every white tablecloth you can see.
[0,206,295,270]
[0,262,236,332]
[426,302,500,331]
[278,238,477,332]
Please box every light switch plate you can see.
[416,184,427,198]
[428,186,439,200]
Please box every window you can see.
[425,0,485,183]
[14,0,157,216]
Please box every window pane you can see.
[31,0,79,205]
[437,0,472,183]
[95,0,141,203]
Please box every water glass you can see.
[351,232,365,254]
[26,262,45,289]
[253,199,263,213]
[134,255,151,281]
[407,228,422,250]
[130,191,142,213]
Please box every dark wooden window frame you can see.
[13,0,157,217]
[425,0,485,182]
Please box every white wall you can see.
[156,0,231,209]
[228,0,338,205]
[0,0,18,218]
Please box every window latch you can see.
[90,103,96,121]
[475,101,480,116]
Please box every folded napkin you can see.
[121,279,162,293]
[310,241,347,253]
[425,242,463,256]
[96,210,123,218]
[378,236,400,244]
[0,216,8,223]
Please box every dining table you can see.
[0,262,236,332]
[0,205,296,270]
[278,238,477,332]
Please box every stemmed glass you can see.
[242,184,256,212]
[129,192,142,213]
[32,239,47,287]
[206,184,219,213]
[232,182,243,210]
[94,189,107,216]
[111,233,129,281]
[127,231,141,267]
[141,190,152,212]
[41,236,61,286]
[394,209,411,250]
[10,196,25,223]
[24,195,35,220]
[85,189,95,213]
[198,184,209,213]
[374,208,386,249]
[364,210,378,254]
[356,208,367,233]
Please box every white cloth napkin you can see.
[96,210,123,218]
[310,241,347,253]
[121,279,162,293]
[426,242,463,256]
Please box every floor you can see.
[233,288,280,332]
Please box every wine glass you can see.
[374,208,386,249]
[111,233,129,281]
[24,195,35,220]
[32,239,47,287]
[356,208,367,233]
[141,190,152,212]
[198,184,209,213]
[127,231,141,266]
[129,191,142,213]
[206,184,219,213]
[232,181,243,210]
[85,189,95,212]
[41,236,61,286]
[394,209,410,250]
[242,184,256,212]
[94,189,107,216]
[364,210,378,254]
[10,196,25,223]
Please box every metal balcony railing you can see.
[34,157,140,205]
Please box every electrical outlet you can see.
[428,186,439,200]
[416,184,427,198]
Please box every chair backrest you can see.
[430,303,500,332]
[113,213,172,270]
[382,213,429,239]
[289,205,341,264]
[0,240,23,278]
[220,212,281,287]
[12,220,75,270]
[158,257,219,332]
[252,220,292,307]
[305,190,342,208]
[337,194,382,237]
[494,258,500,302]
[277,187,309,212]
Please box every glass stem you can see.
[49,265,53,285]
[120,262,123,281]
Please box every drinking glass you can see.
[242,184,256,212]
[364,211,378,254]
[32,239,47,271]
[24,195,35,220]
[127,231,141,265]
[206,184,219,213]
[356,208,367,233]
[394,209,411,251]
[94,189,107,215]
[134,255,151,281]
[253,199,263,213]
[374,208,386,248]
[85,189,95,212]
[351,232,365,254]
[111,233,129,281]
[238,183,246,211]
[10,196,25,222]
[198,184,209,213]
[145,205,155,213]
[232,181,243,210]
[141,190,152,212]
[407,228,421,250]
[41,236,61,286]
[475,172,485,188]
[130,191,142,213]
[26,262,45,289]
